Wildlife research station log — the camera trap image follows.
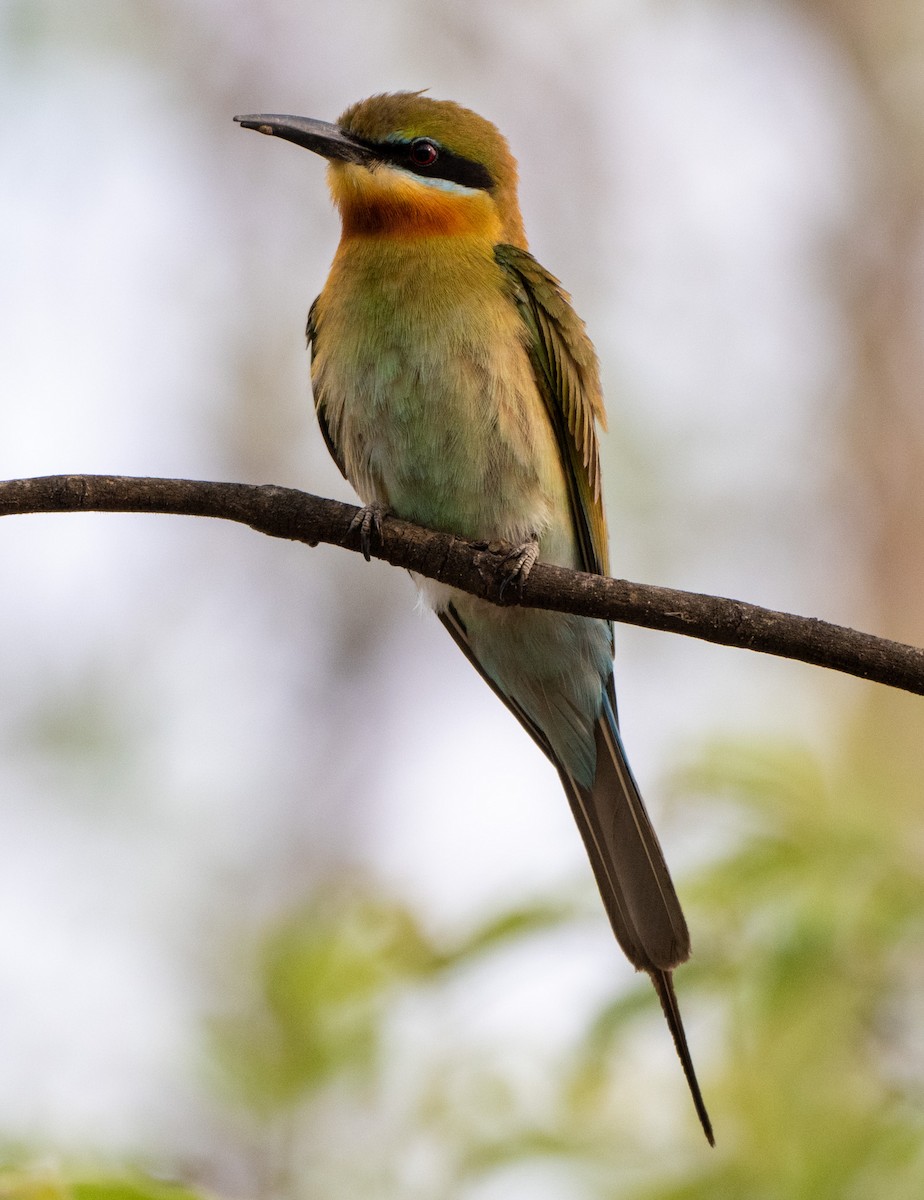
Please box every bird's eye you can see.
[409,138,439,167]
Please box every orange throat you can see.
[329,161,503,240]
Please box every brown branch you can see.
[2,473,923,697]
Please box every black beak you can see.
[234,113,374,165]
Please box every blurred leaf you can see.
[208,882,578,1117]
[0,1175,205,1200]
[0,1172,65,1200]
[436,898,583,968]
[71,1179,204,1200]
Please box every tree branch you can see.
[2,473,922,697]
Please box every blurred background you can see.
[2,0,924,1196]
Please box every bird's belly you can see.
[315,320,575,565]
[321,338,610,782]
[310,252,611,784]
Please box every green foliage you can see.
[622,736,924,1197]
[0,1173,204,1200]
[209,882,581,1117]
[10,732,924,1197]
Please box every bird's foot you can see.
[498,536,540,601]
[348,503,389,562]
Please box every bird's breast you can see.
[312,237,575,565]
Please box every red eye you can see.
[409,138,439,167]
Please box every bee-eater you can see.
[236,93,712,1144]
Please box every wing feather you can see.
[306,296,348,480]
[494,243,609,577]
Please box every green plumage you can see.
[494,243,609,577]
[246,91,713,1142]
[309,234,613,784]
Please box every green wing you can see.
[441,247,617,764]
[306,296,347,480]
[495,254,710,1128]
[494,242,609,578]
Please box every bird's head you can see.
[235,92,526,247]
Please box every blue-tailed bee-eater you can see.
[236,92,712,1144]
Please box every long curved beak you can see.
[234,114,374,165]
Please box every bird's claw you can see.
[348,503,389,561]
[498,536,540,601]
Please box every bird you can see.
[235,92,712,1144]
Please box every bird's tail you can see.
[560,691,714,1145]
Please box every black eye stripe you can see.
[349,134,494,191]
